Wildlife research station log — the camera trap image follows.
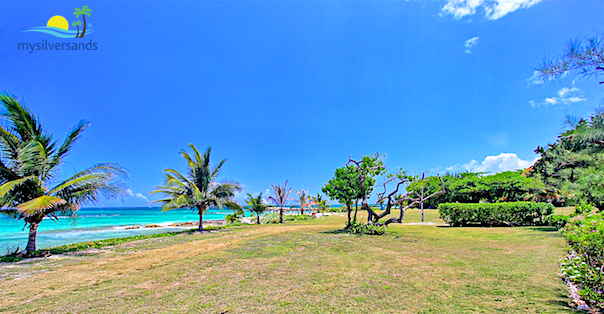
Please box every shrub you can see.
[543,214,570,228]
[438,202,554,226]
[348,222,386,235]
[561,211,604,309]
[284,214,313,221]
[261,213,281,224]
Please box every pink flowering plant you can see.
[561,207,604,310]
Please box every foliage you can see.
[311,193,329,213]
[323,154,389,227]
[0,94,128,253]
[225,212,242,225]
[543,214,570,229]
[322,165,361,226]
[535,35,604,84]
[531,110,604,210]
[347,222,386,235]
[408,171,551,208]
[267,181,292,224]
[246,192,267,224]
[295,189,312,215]
[284,214,314,222]
[261,212,281,224]
[151,144,242,231]
[561,210,604,309]
[438,202,554,226]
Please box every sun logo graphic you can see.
[24,6,93,38]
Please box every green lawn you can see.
[0,209,571,313]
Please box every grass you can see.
[0,210,571,313]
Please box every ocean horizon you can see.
[0,207,242,251]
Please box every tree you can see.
[72,21,82,38]
[531,111,604,210]
[151,145,242,231]
[531,35,604,210]
[73,6,91,38]
[345,155,446,226]
[0,94,127,253]
[536,35,604,84]
[311,193,328,213]
[322,165,360,227]
[267,180,292,223]
[296,189,311,215]
[246,192,267,224]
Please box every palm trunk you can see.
[257,214,261,224]
[75,25,80,38]
[301,205,304,216]
[197,206,204,231]
[279,206,283,223]
[26,221,40,253]
[80,15,87,38]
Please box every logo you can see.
[18,6,98,53]
[23,6,93,38]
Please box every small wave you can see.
[23,26,94,38]
[80,214,120,218]
[42,216,71,220]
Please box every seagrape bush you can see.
[438,202,554,226]
[561,211,604,309]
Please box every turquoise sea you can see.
[0,207,238,251]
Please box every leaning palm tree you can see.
[72,20,82,38]
[73,6,91,38]
[151,145,242,231]
[268,180,292,223]
[246,192,267,224]
[0,94,128,253]
[296,189,311,215]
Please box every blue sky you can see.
[0,0,603,206]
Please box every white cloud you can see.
[529,85,586,107]
[527,70,568,85]
[447,153,537,174]
[464,37,480,53]
[441,0,542,20]
[126,189,150,202]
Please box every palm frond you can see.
[45,120,89,180]
[0,176,37,198]
[16,195,67,215]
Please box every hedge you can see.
[438,201,554,226]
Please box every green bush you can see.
[543,214,570,228]
[438,202,554,226]
[561,211,604,309]
[348,222,386,235]
[261,213,281,224]
[284,214,313,221]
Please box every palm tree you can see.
[0,94,128,253]
[151,145,242,231]
[268,180,292,223]
[246,193,267,224]
[312,193,328,213]
[73,6,91,38]
[296,189,311,215]
[72,21,82,38]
